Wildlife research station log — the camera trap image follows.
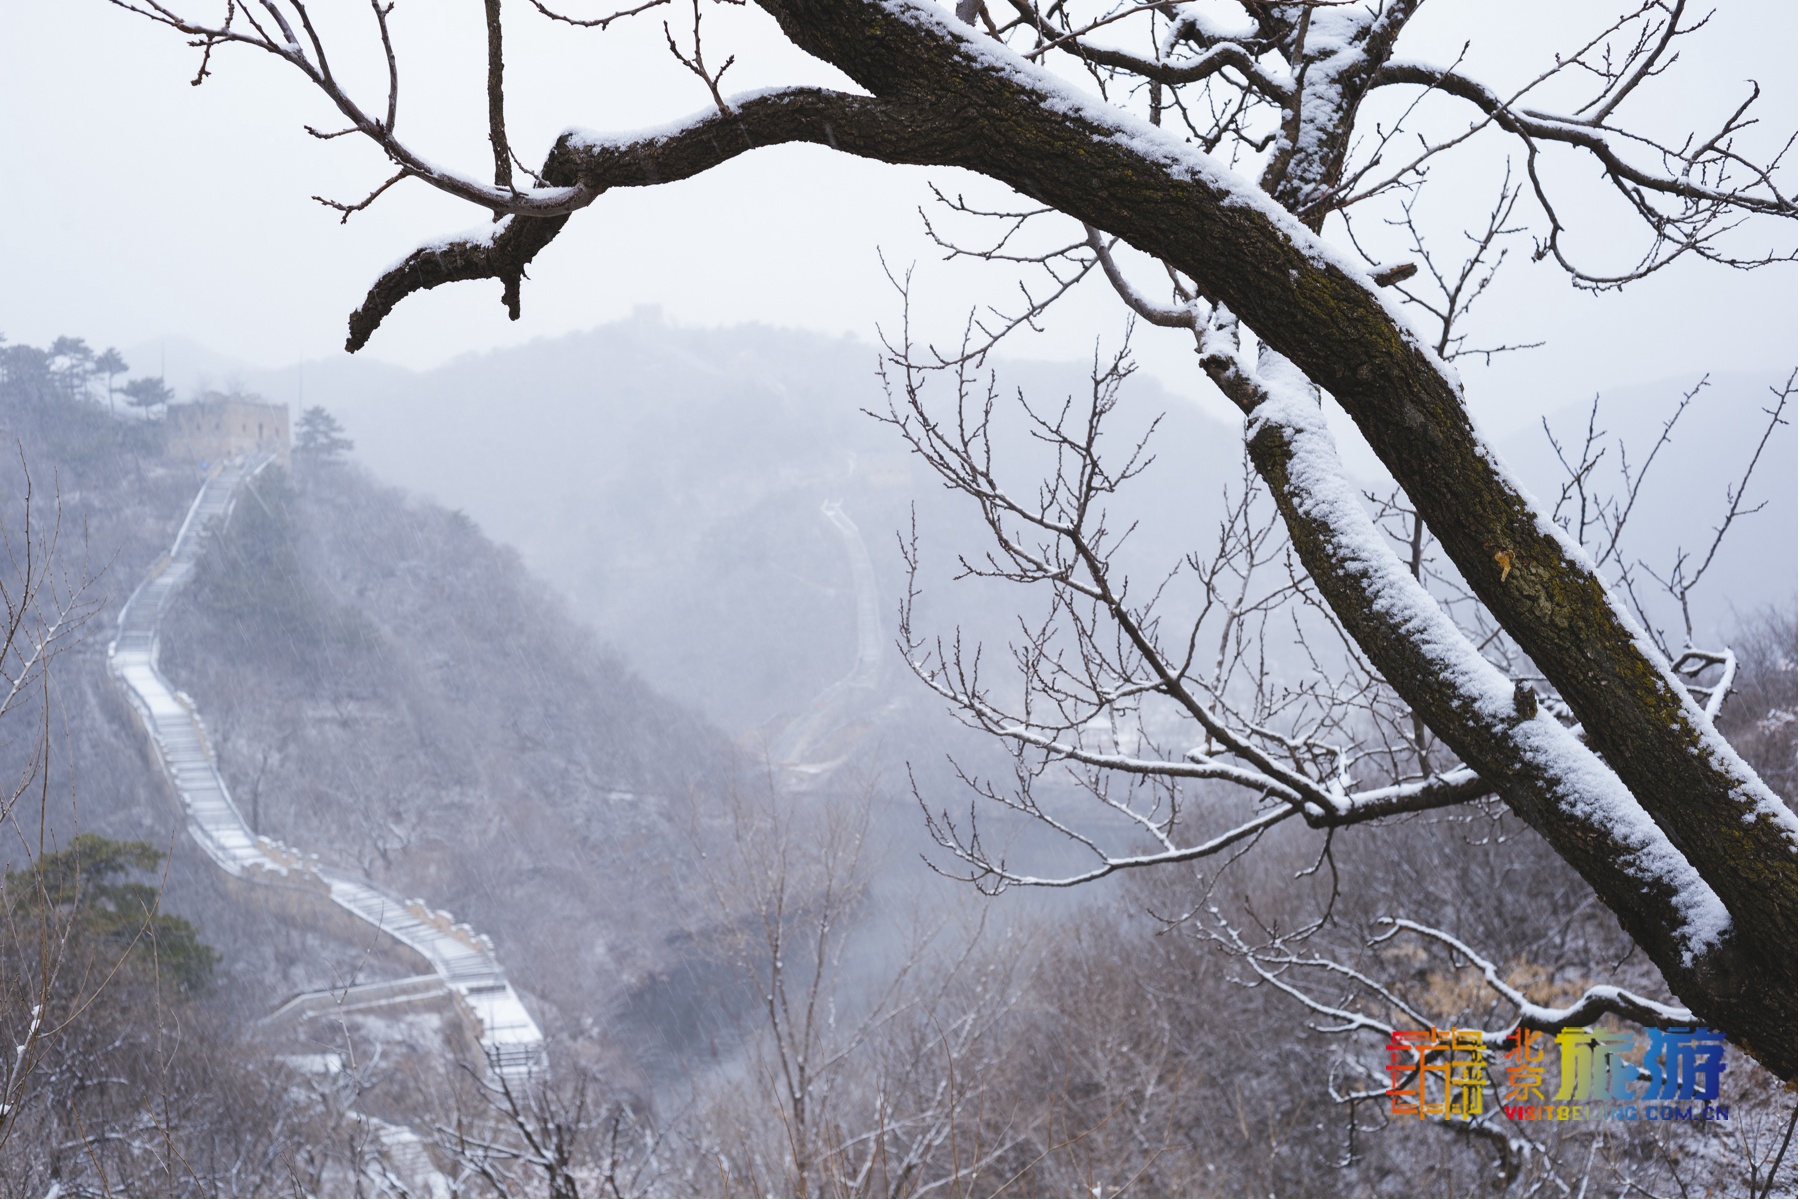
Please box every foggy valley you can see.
[0,318,1793,1196]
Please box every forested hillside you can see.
[159,458,733,1024]
[0,337,756,1192]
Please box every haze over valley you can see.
[2,317,1793,1196]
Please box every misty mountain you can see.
[172,313,1241,740]
[140,317,1794,742]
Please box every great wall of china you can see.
[108,453,547,1083]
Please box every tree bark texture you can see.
[1239,379,1788,1074]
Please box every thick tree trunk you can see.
[1231,360,1787,1075]
[740,0,1796,1076]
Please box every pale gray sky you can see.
[1,0,1793,441]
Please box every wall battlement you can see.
[167,392,291,467]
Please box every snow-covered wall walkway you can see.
[768,499,884,779]
[109,455,547,1081]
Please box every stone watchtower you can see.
[165,392,291,468]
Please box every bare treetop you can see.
[108,0,1792,339]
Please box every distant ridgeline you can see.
[166,393,291,467]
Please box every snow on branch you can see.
[880,297,1504,892]
[1368,40,1797,286]
[1372,919,1695,1039]
[349,88,925,348]
[1236,349,1734,969]
[1195,901,1698,1172]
